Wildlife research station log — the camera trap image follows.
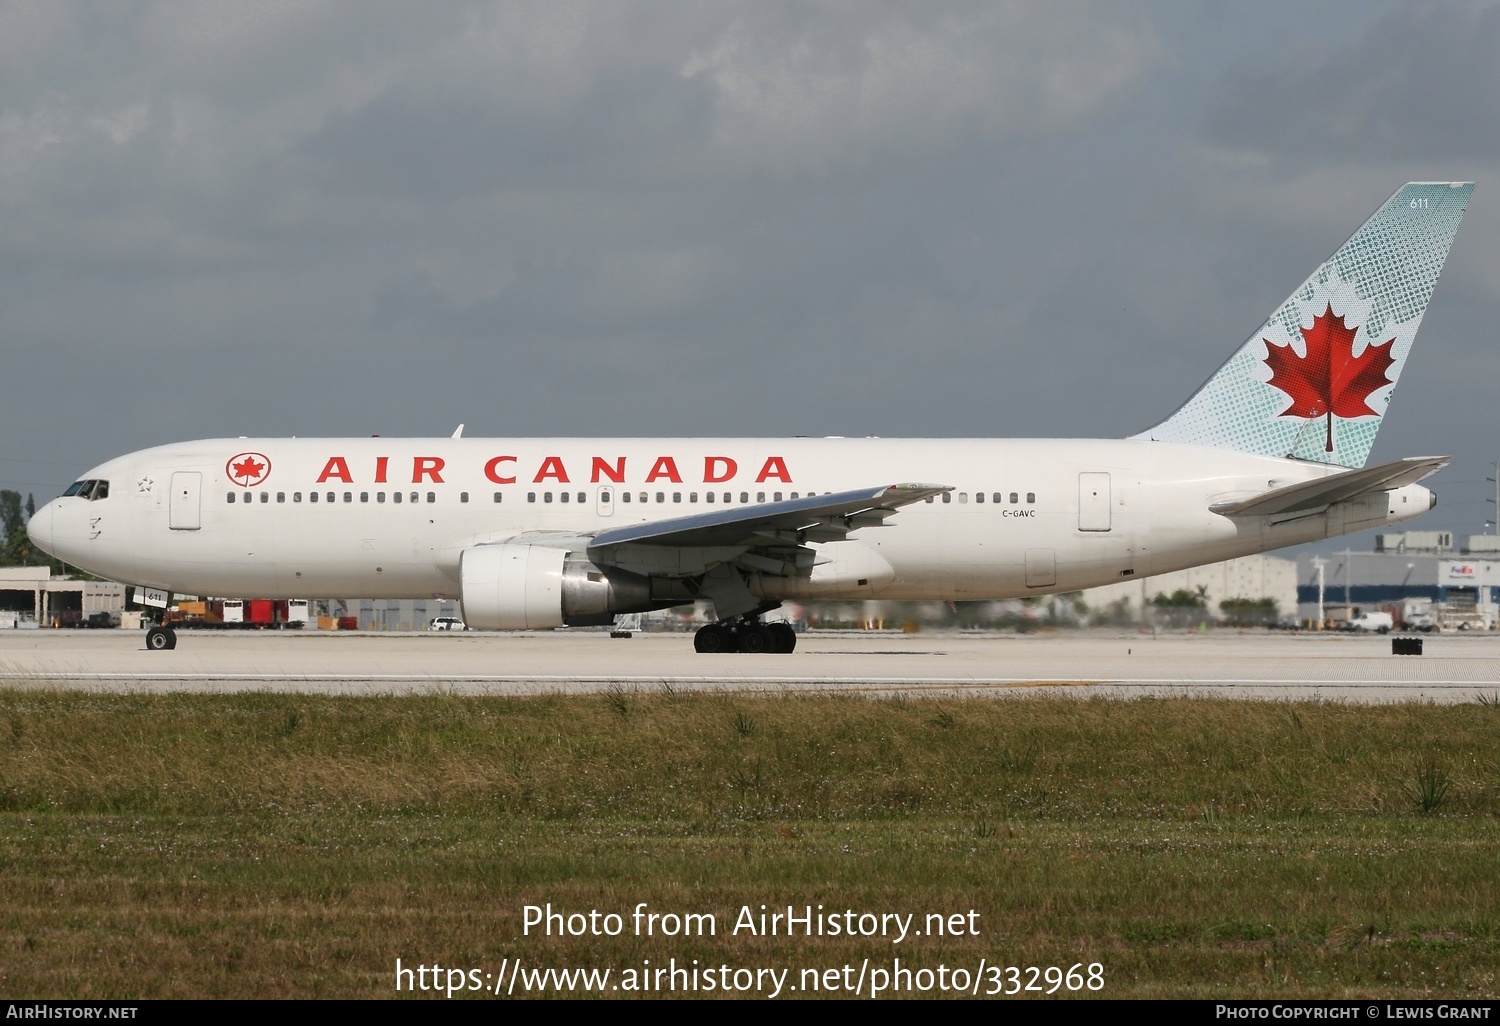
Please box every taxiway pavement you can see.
[2,628,1497,703]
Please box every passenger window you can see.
[1027,492,1036,504]
[293,492,302,503]
[601,490,612,504]
[959,493,968,503]
[975,492,985,504]
[723,492,731,503]
[427,492,435,503]
[360,492,369,503]
[327,492,336,503]
[528,492,536,503]
[655,492,664,503]
[343,492,352,503]
[310,491,319,503]
[774,492,783,501]
[277,492,286,503]
[376,492,385,503]
[226,492,236,503]
[942,493,952,504]
[393,491,402,504]
[410,492,418,504]
[621,492,631,503]
[494,492,503,503]
[705,492,715,504]
[1010,492,1019,504]
[560,491,570,503]
[993,492,1002,504]
[672,492,682,503]
[740,492,748,503]
[460,492,469,503]
[757,492,765,503]
[260,492,269,503]
[544,492,553,503]
[576,492,584,504]
[690,492,698,503]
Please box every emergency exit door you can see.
[169,472,201,530]
[1078,472,1111,532]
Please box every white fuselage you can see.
[30,436,1434,608]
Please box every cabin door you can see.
[169,472,201,531]
[1078,472,1111,532]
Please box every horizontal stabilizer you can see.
[1209,456,1449,517]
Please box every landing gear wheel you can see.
[738,624,774,654]
[694,623,737,653]
[145,626,177,651]
[769,622,797,653]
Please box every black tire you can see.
[769,622,797,653]
[738,624,773,654]
[145,626,177,651]
[694,624,736,653]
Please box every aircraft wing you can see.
[588,483,951,550]
[1209,456,1449,517]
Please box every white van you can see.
[1347,611,1394,634]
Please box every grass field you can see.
[1,687,1497,999]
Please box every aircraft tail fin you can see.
[1134,182,1473,468]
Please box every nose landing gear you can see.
[145,625,177,651]
[693,618,796,654]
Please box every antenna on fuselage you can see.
[452,424,464,438]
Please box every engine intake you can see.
[460,543,654,629]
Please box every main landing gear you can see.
[145,625,177,651]
[693,618,796,654]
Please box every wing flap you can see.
[1210,456,1449,517]
[589,483,950,551]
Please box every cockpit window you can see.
[64,479,110,501]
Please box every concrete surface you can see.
[3,628,1498,702]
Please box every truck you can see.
[169,599,308,629]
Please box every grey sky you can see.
[3,0,1497,544]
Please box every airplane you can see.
[27,181,1474,654]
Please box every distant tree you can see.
[0,490,23,566]
[0,490,60,569]
[1219,597,1279,626]
[1148,587,1212,629]
[1150,588,1208,609]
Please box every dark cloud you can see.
[1204,1,1500,165]
[1,1,1496,548]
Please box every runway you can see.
[2,627,1498,702]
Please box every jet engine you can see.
[459,543,654,629]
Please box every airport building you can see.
[1295,532,1500,629]
[0,567,128,628]
[331,597,464,632]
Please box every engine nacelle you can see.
[460,543,654,629]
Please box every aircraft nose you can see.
[26,503,55,557]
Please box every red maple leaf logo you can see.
[1263,304,1394,453]
[231,456,264,481]
[226,452,271,486]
